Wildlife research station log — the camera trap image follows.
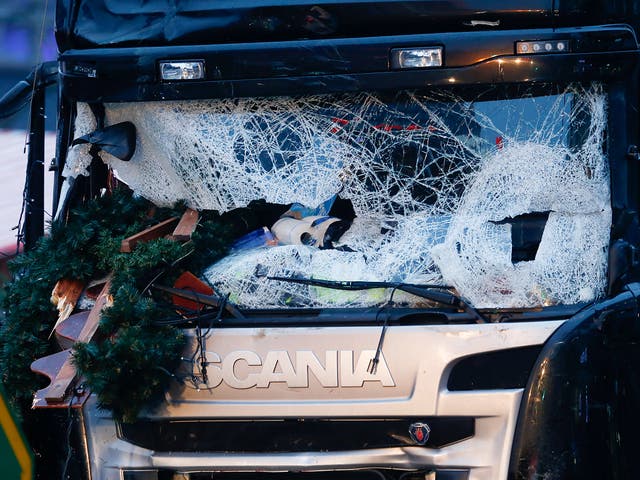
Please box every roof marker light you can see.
[516,40,570,55]
[160,60,205,80]
[391,47,443,69]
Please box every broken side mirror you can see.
[55,122,137,221]
[71,121,136,162]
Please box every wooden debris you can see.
[154,271,245,319]
[33,208,202,408]
[171,271,214,312]
[49,278,85,338]
[76,279,112,343]
[54,311,90,350]
[85,276,110,300]
[170,208,199,241]
[51,279,84,308]
[31,279,112,408]
[120,216,179,252]
[31,350,87,408]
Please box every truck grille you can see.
[119,417,474,452]
[125,469,469,480]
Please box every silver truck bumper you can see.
[82,321,563,480]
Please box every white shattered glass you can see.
[62,102,96,179]
[75,84,610,309]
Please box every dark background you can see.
[0,1,58,131]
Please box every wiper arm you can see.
[267,276,485,323]
[152,284,245,319]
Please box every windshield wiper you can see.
[152,284,245,319]
[267,276,486,323]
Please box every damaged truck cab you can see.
[6,0,640,479]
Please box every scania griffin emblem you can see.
[409,422,431,445]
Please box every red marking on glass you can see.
[330,117,349,134]
[374,124,403,131]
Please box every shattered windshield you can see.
[69,84,610,309]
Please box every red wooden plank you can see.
[172,271,214,312]
[120,216,179,252]
[170,208,199,241]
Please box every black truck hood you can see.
[55,0,555,51]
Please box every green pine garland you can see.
[1,188,232,421]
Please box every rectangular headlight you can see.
[390,47,443,69]
[159,60,205,80]
[516,40,570,55]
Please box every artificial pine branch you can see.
[1,188,232,420]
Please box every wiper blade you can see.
[268,276,485,323]
[269,276,449,291]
